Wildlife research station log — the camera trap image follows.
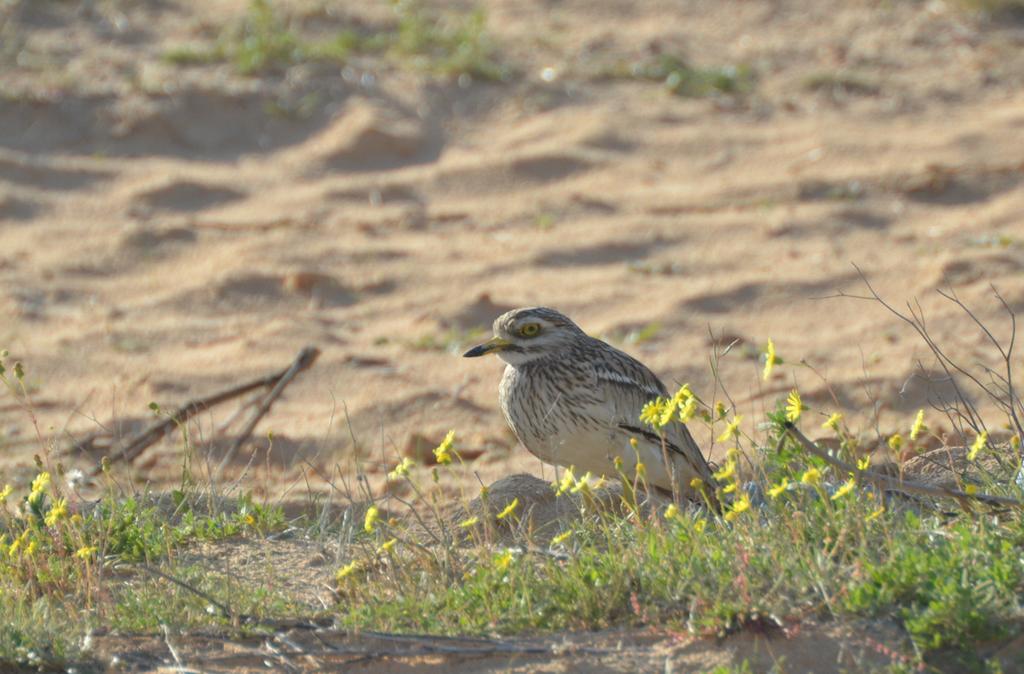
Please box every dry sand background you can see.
[3,0,1024,670]
[3,0,1023,495]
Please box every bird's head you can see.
[462,307,585,366]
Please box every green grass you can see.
[337,482,1024,672]
[0,457,287,668]
[388,3,507,80]
[108,563,303,633]
[164,0,510,80]
[1,444,1021,670]
[603,321,663,346]
[803,70,881,97]
[331,404,1024,673]
[953,0,1024,14]
[408,326,487,353]
[163,0,353,74]
[3,325,1024,672]
[601,54,755,98]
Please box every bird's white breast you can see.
[500,364,625,476]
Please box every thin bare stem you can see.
[784,422,1024,509]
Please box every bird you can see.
[463,306,717,507]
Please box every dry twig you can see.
[784,422,1024,509]
[214,346,322,478]
[88,346,320,477]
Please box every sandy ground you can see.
[91,618,919,673]
[3,0,1023,496]
[1,0,1024,668]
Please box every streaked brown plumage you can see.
[464,307,716,506]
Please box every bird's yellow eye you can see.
[520,323,541,338]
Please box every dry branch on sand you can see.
[75,346,320,477]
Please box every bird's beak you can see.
[463,336,511,358]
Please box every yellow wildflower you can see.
[689,477,704,491]
[909,410,926,441]
[716,415,742,443]
[8,530,28,557]
[552,530,573,545]
[30,472,49,493]
[659,400,677,428]
[801,467,821,486]
[967,431,987,461]
[635,462,646,479]
[0,484,12,504]
[830,478,856,501]
[75,546,97,560]
[694,519,707,533]
[865,506,885,522]
[570,471,593,494]
[388,457,415,480]
[713,459,736,482]
[496,498,519,520]
[822,413,843,432]
[363,505,380,533]
[767,477,789,499]
[433,430,455,465]
[29,472,50,503]
[785,390,804,422]
[640,398,666,427]
[724,494,751,522]
[655,385,692,427]
[762,338,778,381]
[964,484,978,495]
[556,467,576,495]
[44,498,68,527]
[887,434,903,451]
[335,560,360,583]
[678,396,698,423]
[1012,435,1021,451]
[722,482,737,494]
[377,538,397,554]
[459,516,479,528]
[663,503,680,520]
[25,540,37,556]
[493,550,514,571]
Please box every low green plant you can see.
[408,326,487,353]
[330,313,1024,672]
[803,70,881,97]
[3,285,1024,672]
[164,0,510,80]
[0,352,289,668]
[388,1,508,80]
[602,54,755,97]
[109,563,302,632]
[952,0,1024,15]
[164,0,308,74]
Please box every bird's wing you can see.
[587,341,715,483]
